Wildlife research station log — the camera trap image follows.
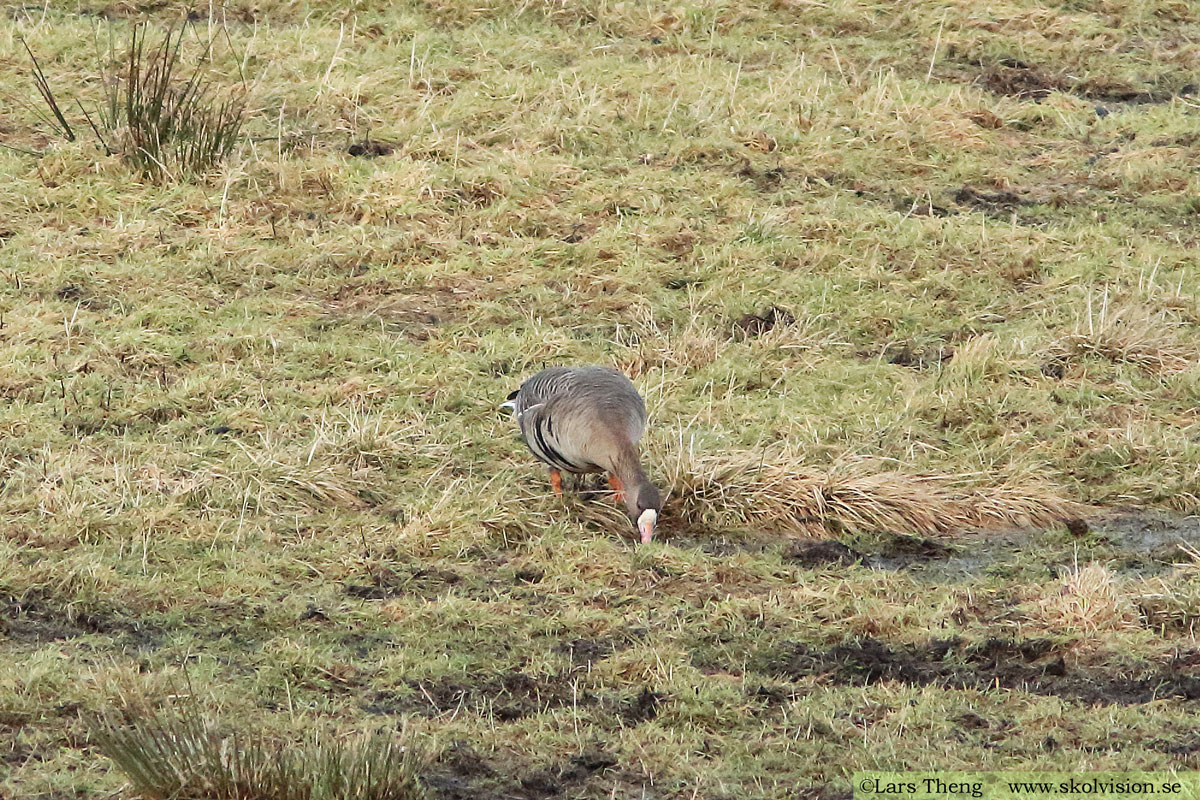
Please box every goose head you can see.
[627,482,662,544]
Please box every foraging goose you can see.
[501,366,662,543]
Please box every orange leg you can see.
[549,469,564,498]
[608,473,625,504]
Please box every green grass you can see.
[2,0,1200,797]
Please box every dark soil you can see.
[874,341,955,370]
[554,637,619,666]
[1,740,45,769]
[55,283,86,301]
[1040,359,1067,379]
[749,682,805,709]
[736,159,788,192]
[298,604,330,623]
[733,306,795,338]
[953,185,1026,213]
[513,568,544,584]
[423,741,625,800]
[754,636,1200,706]
[785,540,864,568]
[978,59,1189,105]
[981,63,1065,99]
[869,533,957,569]
[424,743,499,800]
[0,589,159,649]
[54,282,108,311]
[365,671,594,720]
[347,138,395,157]
[1075,80,1186,105]
[344,565,462,600]
[1064,518,1090,537]
[622,687,664,723]
[518,749,619,797]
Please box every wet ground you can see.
[785,510,1200,581]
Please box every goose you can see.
[501,366,662,543]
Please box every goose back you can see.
[511,366,647,475]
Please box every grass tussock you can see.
[1024,562,1142,642]
[1052,291,1198,376]
[658,448,1086,537]
[23,22,247,179]
[93,704,427,800]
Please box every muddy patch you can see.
[736,159,788,192]
[517,749,620,799]
[953,185,1027,214]
[365,671,593,720]
[978,59,1188,105]
[1077,512,1200,575]
[785,540,864,568]
[513,568,545,584]
[424,742,498,800]
[322,280,469,341]
[864,514,1200,582]
[868,340,955,370]
[696,514,1200,584]
[423,741,624,800]
[822,172,1048,225]
[868,533,957,570]
[1098,512,1200,555]
[732,305,795,339]
[344,565,462,601]
[1075,79,1187,105]
[0,589,160,649]
[981,62,1065,99]
[892,194,955,217]
[555,637,620,667]
[347,138,396,158]
[878,528,1035,582]
[622,687,664,724]
[755,636,1200,706]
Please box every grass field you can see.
[3,0,1200,797]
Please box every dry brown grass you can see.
[1051,291,1198,377]
[654,445,1086,537]
[1023,562,1142,644]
